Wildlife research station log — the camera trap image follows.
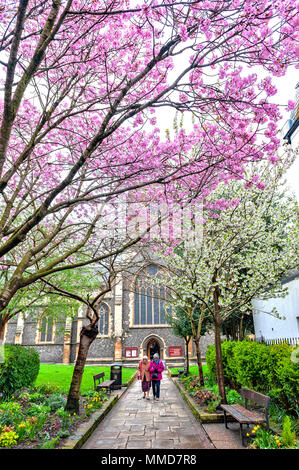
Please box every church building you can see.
[3,262,214,367]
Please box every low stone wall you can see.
[172,376,227,424]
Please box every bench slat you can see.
[241,388,270,408]
[221,404,265,424]
[99,380,115,387]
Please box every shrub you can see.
[226,389,243,405]
[281,416,296,448]
[271,357,299,415]
[206,345,216,379]
[0,345,40,398]
[206,340,298,415]
[0,429,19,448]
[0,401,24,427]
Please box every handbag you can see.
[151,361,159,380]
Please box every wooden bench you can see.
[93,372,115,395]
[220,387,270,446]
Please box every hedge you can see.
[0,345,40,398]
[206,340,299,415]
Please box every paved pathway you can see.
[82,373,213,449]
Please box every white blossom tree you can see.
[158,155,299,402]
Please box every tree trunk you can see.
[213,287,227,403]
[194,337,204,387]
[65,323,98,414]
[239,314,244,341]
[0,316,6,342]
[185,337,190,374]
[214,320,226,403]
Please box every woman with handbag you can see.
[137,355,151,400]
[149,353,164,401]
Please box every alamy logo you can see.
[103,197,204,248]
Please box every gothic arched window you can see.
[134,264,167,325]
[37,316,54,343]
[98,303,109,335]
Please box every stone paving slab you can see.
[202,422,246,449]
[82,372,213,450]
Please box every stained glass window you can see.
[134,264,168,325]
[98,303,109,335]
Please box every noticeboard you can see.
[168,346,182,357]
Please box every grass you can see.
[169,364,209,376]
[34,364,137,394]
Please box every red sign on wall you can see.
[125,347,138,358]
[168,346,182,357]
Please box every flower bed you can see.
[0,384,108,449]
[178,374,244,414]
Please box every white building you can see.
[252,84,299,345]
[252,271,299,343]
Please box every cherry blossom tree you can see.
[0,1,298,369]
[158,156,299,402]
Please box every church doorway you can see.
[147,338,162,360]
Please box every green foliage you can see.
[26,404,51,417]
[226,389,243,405]
[0,401,24,428]
[270,357,299,414]
[194,388,221,411]
[45,394,67,411]
[39,435,60,449]
[28,392,45,404]
[281,416,296,448]
[206,397,221,413]
[0,345,40,398]
[206,341,298,415]
[31,382,60,395]
[206,345,216,378]
[83,390,107,415]
[0,410,15,427]
[0,429,19,447]
[0,401,21,413]
[248,425,281,449]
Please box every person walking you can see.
[149,353,164,401]
[137,355,151,400]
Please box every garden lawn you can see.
[169,364,209,376]
[35,364,137,394]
